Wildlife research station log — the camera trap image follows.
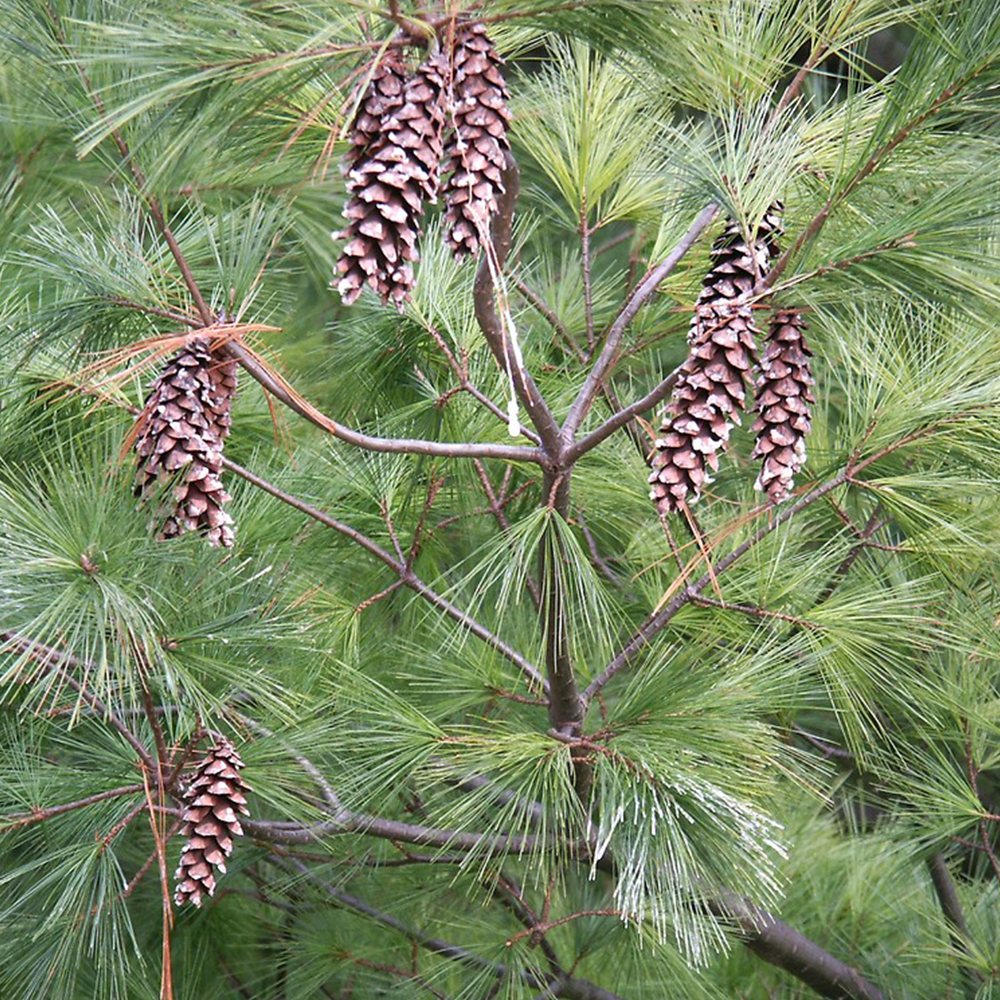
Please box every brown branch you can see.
[225,340,544,463]
[567,363,682,461]
[349,956,451,1000]
[106,297,201,328]
[282,860,627,1000]
[792,725,854,761]
[473,154,562,453]
[584,423,926,705]
[473,459,542,608]
[0,784,144,833]
[927,853,983,996]
[541,473,583,728]
[247,810,552,854]
[762,66,991,293]
[221,457,548,695]
[140,762,174,1000]
[815,509,884,605]
[490,873,562,974]
[692,595,819,629]
[506,909,623,947]
[423,324,541,445]
[580,205,595,354]
[512,276,585,361]
[964,731,1000,889]
[710,891,887,1000]
[562,202,719,438]
[120,821,184,903]
[577,515,628,593]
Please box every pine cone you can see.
[441,22,511,258]
[336,57,445,310]
[751,309,814,503]
[648,205,784,515]
[134,338,237,547]
[174,738,252,908]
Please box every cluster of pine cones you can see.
[649,204,814,512]
[335,21,510,309]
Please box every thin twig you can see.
[220,458,548,695]
[563,202,719,438]
[0,784,143,833]
[580,203,595,354]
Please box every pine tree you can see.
[4,4,1000,1000]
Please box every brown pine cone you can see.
[174,738,252,908]
[648,205,784,515]
[134,338,236,547]
[336,57,445,310]
[751,309,814,503]
[441,22,511,258]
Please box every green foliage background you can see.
[2,1,1000,998]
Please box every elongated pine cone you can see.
[336,57,446,309]
[134,337,236,547]
[751,309,814,502]
[442,22,511,257]
[174,738,252,908]
[648,205,784,515]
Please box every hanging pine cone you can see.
[648,205,784,515]
[441,22,511,258]
[174,738,252,908]
[751,309,814,503]
[336,57,445,310]
[134,337,237,547]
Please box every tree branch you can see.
[54,7,541,468]
[580,205,595,354]
[761,66,991,293]
[473,459,542,608]
[0,783,144,833]
[562,202,719,439]
[221,457,548,695]
[710,892,886,1000]
[423,324,541,445]
[225,341,544,463]
[584,423,925,705]
[566,362,683,462]
[282,859,628,1000]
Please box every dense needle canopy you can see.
[2,2,1000,999]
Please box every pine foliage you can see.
[2,2,1000,999]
